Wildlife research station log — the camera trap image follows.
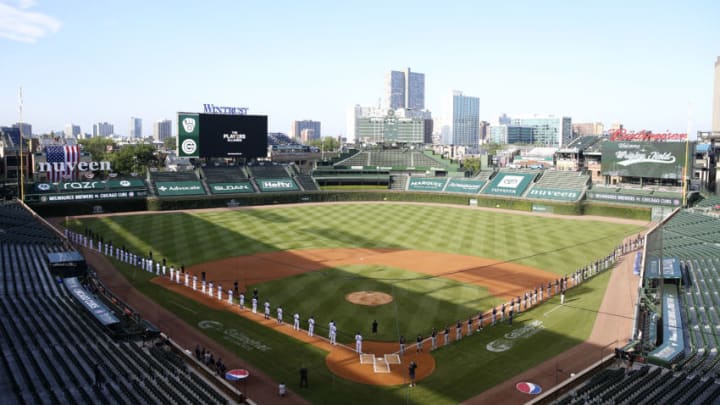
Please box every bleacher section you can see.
[247,163,291,178]
[202,166,255,194]
[552,364,720,405]
[294,174,319,191]
[481,169,538,197]
[473,170,495,182]
[525,171,589,201]
[0,203,60,244]
[334,149,447,170]
[653,210,720,259]
[695,194,720,208]
[0,202,232,404]
[150,171,206,197]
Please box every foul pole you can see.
[18,87,25,202]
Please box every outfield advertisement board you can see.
[40,190,147,202]
[587,191,681,206]
[482,173,534,196]
[257,178,299,192]
[407,177,447,192]
[601,141,694,179]
[209,181,255,194]
[444,179,486,194]
[107,179,146,189]
[155,181,206,196]
[526,188,580,201]
[178,112,268,159]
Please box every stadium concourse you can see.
[0,201,239,405]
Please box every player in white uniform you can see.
[251,297,258,313]
[264,301,271,319]
[329,320,337,345]
[293,313,300,330]
[277,306,283,324]
[308,316,315,336]
[355,332,363,353]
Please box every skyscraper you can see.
[92,122,114,137]
[713,56,720,132]
[511,114,572,146]
[444,91,480,146]
[64,124,81,138]
[291,120,321,142]
[385,68,425,110]
[130,117,142,138]
[154,120,172,141]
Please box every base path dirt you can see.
[186,248,559,302]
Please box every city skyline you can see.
[1,1,719,138]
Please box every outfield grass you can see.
[70,204,642,274]
[69,203,640,403]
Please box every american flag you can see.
[45,145,80,182]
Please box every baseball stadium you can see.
[1,118,720,405]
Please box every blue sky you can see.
[1,0,718,138]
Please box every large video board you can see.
[601,141,693,179]
[178,113,267,159]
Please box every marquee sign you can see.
[609,129,687,142]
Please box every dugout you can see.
[47,251,87,278]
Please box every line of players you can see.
[67,229,644,355]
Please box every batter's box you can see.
[373,357,390,373]
[384,353,401,364]
[360,353,375,364]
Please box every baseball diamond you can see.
[64,202,646,404]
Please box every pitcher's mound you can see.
[346,291,393,306]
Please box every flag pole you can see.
[18,86,25,202]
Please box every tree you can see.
[109,144,158,175]
[163,137,177,151]
[308,137,340,152]
[462,157,483,174]
[79,137,115,161]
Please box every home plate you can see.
[373,357,390,373]
[384,353,401,364]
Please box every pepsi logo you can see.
[516,381,542,394]
[225,369,249,381]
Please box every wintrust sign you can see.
[203,104,249,115]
